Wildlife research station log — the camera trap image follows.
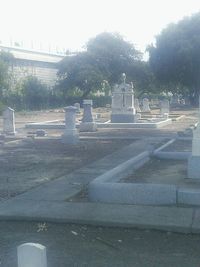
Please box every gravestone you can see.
[142,98,151,112]
[74,102,81,113]
[61,106,79,144]
[188,123,200,178]
[160,99,170,116]
[3,107,16,135]
[170,95,180,105]
[111,73,136,123]
[134,98,141,112]
[17,243,47,267]
[80,99,97,132]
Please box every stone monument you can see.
[74,102,81,113]
[80,99,97,132]
[160,99,170,116]
[188,96,200,178]
[61,106,79,144]
[111,73,136,123]
[142,98,151,112]
[3,107,16,135]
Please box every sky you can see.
[0,0,200,55]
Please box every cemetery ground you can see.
[0,107,200,266]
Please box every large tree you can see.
[148,12,200,104]
[57,32,143,98]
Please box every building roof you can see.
[0,45,65,63]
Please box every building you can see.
[0,45,65,87]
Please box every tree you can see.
[0,51,13,97]
[21,76,49,110]
[148,12,200,104]
[57,32,143,98]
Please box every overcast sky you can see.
[0,0,199,54]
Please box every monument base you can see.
[188,155,200,179]
[3,131,16,136]
[61,130,79,144]
[111,114,137,123]
[79,122,97,132]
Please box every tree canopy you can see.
[148,12,200,103]
[57,32,147,98]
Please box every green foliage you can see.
[21,76,49,110]
[57,32,147,98]
[148,12,200,104]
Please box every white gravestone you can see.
[160,99,170,116]
[80,99,97,132]
[74,102,81,113]
[134,98,141,112]
[188,123,200,178]
[61,106,79,144]
[17,243,47,267]
[3,107,16,135]
[111,73,136,123]
[142,98,151,112]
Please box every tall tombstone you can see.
[111,73,136,123]
[160,99,170,116]
[188,96,200,178]
[142,98,151,112]
[74,102,81,113]
[134,98,141,113]
[61,106,79,144]
[17,243,47,267]
[3,107,16,135]
[80,99,97,132]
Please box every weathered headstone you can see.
[134,98,141,112]
[160,99,170,116]
[170,95,180,105]
[3,107,16,135]
[188,123,200,178]
[17,243,47,267]
[74,102,81,113]
[61,106,79,144]
[80,99,97,132]
[142,98,151,112]
[111,73,136,123]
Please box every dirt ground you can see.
[0,138,132,199]
[2,221,200,267]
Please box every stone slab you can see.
[0,200,193,233]
[89,183,177,205]
[178,188,200,206]
[188,156,200,179]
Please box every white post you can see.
[17,243,47,267]
[3,107,16,135]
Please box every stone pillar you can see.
[142,98,151,112]
[61,106,79,144]
[74,102,81,113]
[80,100,97,132]
[3,107,16,135]
[160,99,170,116]
[17,243,47,267]
[188,122,200,179]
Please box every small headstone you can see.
[160,99,170,116]
[80,100,97,132]
[17,243,47,267]
[3,107,16,135]
[61,106,79,144]
[74,103,81,113]
[142,98,151,112]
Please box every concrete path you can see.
[0,138,200,234]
